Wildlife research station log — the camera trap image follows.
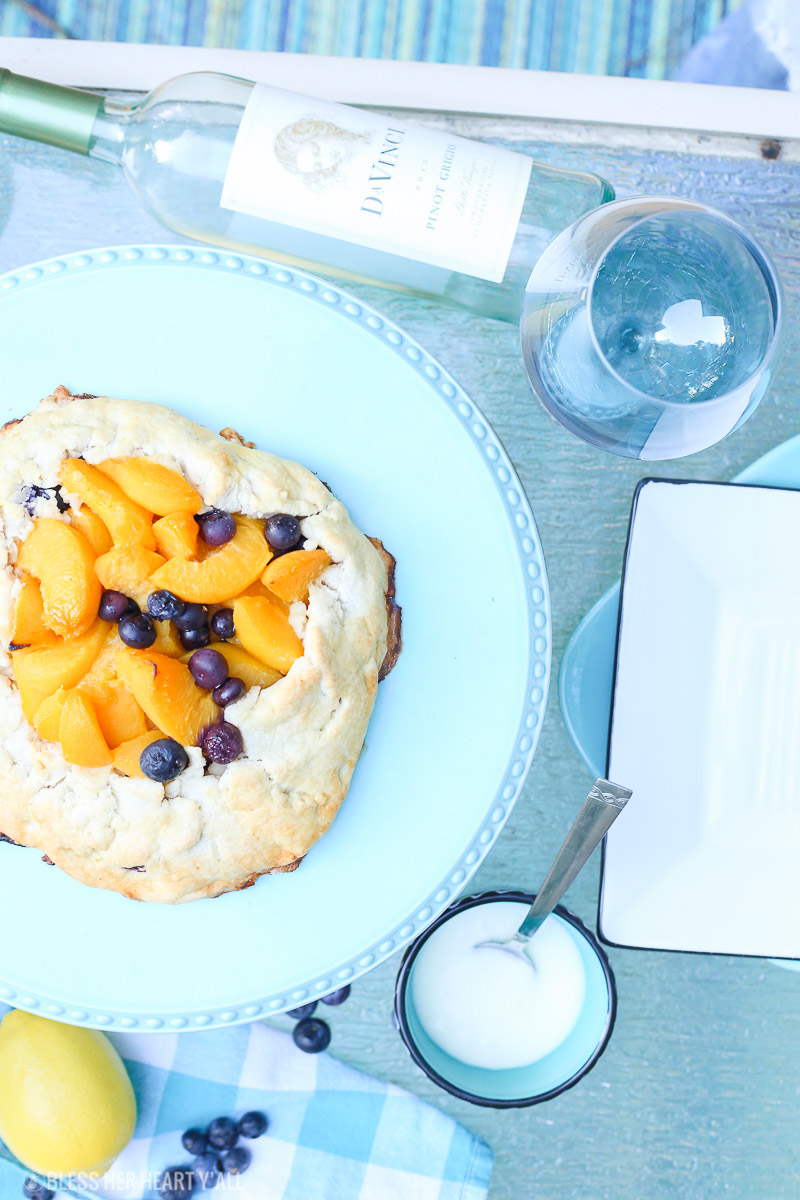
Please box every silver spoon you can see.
[475,778,632,966]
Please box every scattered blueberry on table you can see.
[222,1146,251,1174]
[22,1179,53,1200]
[191,1152,221,1188]
[157,1166,194,1198]
[158,1110,269,1197]
[140,738,189,783]
[287,1000,318,1020]
[293,1017,332,1054]
[321,985,351,1006]
[181,1127,207,1155]
[288,985,351,1051]
[265,513,301,551]
[239,1110,269,1138]
[206,1115,239,1150]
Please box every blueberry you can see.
[98,589,130,622]
[174,602,209,630]
[210,607,235,640]
[265,513,301,551]
[221,1146,251,1175]
[118,611,157,649]
[206,1115,239,1150]
[23,1179,54,1200]
[238,1110,268,1139]
[157,1166,195,1197]
[321,985,351,1006]
[140,738,189,783]
[181,1127,207,1155]
[197,509,236,546]
[22,483,67,517]
[212,676,246,708]
[200,721,243,764]
[148,590,185,622]
[179,624,210,651]
[287,1001,317,1020]
[188,648,228,690]
[191,1152,221,1188]
[293,1017,331,1054]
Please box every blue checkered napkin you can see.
[0,1012,493,1200]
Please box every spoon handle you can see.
[516,778,632,941]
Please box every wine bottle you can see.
[0,68,613,322]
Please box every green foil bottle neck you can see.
[0,69,103,155]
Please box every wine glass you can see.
[520,196,783,460]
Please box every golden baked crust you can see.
[0,390,390,902]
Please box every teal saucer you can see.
[394,890,616,1107]
[559,434,800,972]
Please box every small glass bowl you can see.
[393,889,617,1108]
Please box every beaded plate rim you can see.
[0,243,551,1031]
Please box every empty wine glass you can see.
[520,196,783,460]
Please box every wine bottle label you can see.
[220,85,532,283]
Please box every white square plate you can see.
[602,478,800,958]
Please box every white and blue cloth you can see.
[0,1007,493,1200]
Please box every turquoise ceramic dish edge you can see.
[393,889,616,1107]
[0,244,552,1030]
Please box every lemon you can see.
[0,1009,136,1176]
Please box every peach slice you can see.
[59,689,112,767]
[94,544,166,611]
[149,517,271,603]
[70,505,112,556]
[152,620,185,659]
[232,595,303,675]
[153,512,198,560]
[12,620,109,722]
[11,573,58,648]
[112,729,165,778]
[262,548,331,605]
[98,458,202,517]
[77,628,124,699]
[115,648,217,745]
[60,459,155,550]
[200,641,281,691]
[16,518,102,637]
[92,684,148,749]
[32,686,68,742]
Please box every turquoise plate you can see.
[0,246,550,1031]
[559,434,800,780]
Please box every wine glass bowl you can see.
[520,197,783,460]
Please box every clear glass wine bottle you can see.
[0,69,614,322]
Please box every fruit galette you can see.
[0,388,398,902]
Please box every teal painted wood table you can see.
[1,106,799,1199]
